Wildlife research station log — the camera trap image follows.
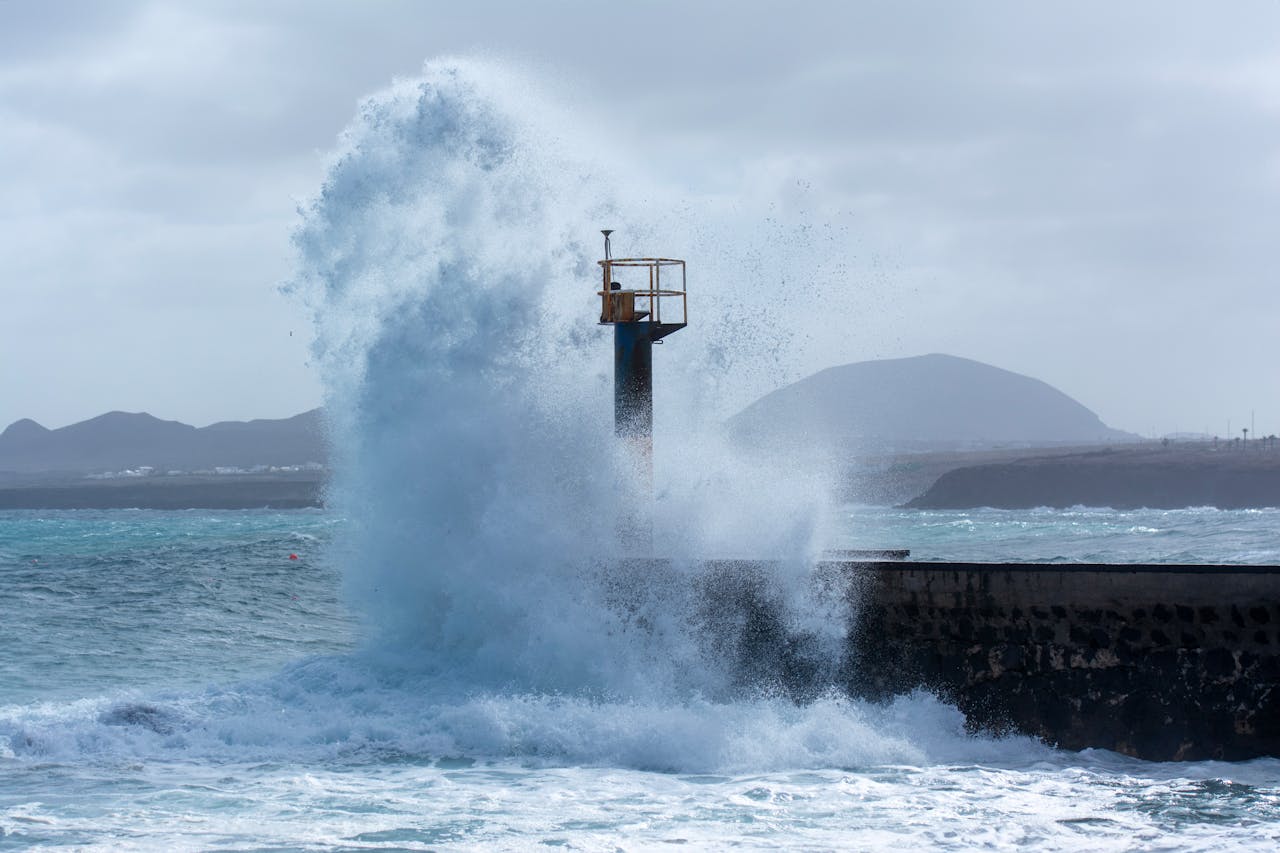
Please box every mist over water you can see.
[289,59,849,711]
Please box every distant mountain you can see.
[729,354,1136,454]
[0,410,326,475]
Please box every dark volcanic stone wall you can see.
[845,562,1280,761]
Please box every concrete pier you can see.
[660,558,1280,761]
[841,560,1280,761]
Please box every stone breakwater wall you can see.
[843,561,1280,761]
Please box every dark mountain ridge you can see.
[0,409,325,475]
[730,353,1136,453]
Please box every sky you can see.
[2,0,1277,437]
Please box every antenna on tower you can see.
[601,229,613,261]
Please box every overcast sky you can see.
[2,1,1277,436]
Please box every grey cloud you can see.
[1,0,1277,434]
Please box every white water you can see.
[4,509,1280,848]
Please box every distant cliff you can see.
[0,410,326,475]
[907,445,1280,510]
[730,353,1136,454]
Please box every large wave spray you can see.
[0,62,1047,776]
[289,59,844,701]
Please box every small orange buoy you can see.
[289,553,299,560]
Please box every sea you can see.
[2,506,1279,850]
[5,60,1280,849]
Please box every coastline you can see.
[6,443,1279,513]
[0,472,324,510]
[908,444,1280,510]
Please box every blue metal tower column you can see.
[613,320,683,487]
[614,322,654,444]
[615,322,655,551]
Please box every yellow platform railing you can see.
[598,258,687,326]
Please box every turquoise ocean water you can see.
[3,506,1279,850]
